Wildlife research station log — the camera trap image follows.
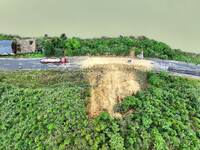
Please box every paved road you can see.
[151,59,200,77]
[0,57,200,79]
[0,57,86,70]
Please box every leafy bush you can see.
[54,48,64,57]
[65,37,81,50]
[39,35,200,64]
[2,33,199,63]
[41,38,54,56]
[40,37,66,57]
[1,71,200,149]
[64,38,81,56]
[0,34,20,40]
[118,72,200,149]
[0,71,89,149]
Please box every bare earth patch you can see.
[81,57,153,72]
[87,63,149,118]
[79,57,153,117]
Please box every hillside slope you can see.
[0,71,199,149]
[1,34,200,64]
[39,36,200,64]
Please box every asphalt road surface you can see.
[0,57,200,79]
[0,57,86,70]
[151,59,200,77]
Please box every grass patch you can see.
[0,52,44,58]
[0,70,87,88]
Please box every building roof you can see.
[0,40,13,55]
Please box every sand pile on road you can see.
[81,57,153,72]
[87,64,147,118]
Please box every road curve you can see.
[151,58,200,78]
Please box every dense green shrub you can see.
[64,38,81,56]
[0,34,20,40]
[1,33,199,63]
[65,37,81,50]
[0,71,200,149]
[0,71,124,149]
[54,48,64,57]
[39,35,200,64]
[118,72,200,149]
[133,38,200,64]
[40,37,66,57]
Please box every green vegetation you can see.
[117,72,200,149]
[1,34,199,63]
[0,34,20,40]
[0,71,200,149]
[0,52,44,58]
[15,52,44,58]
[39,35,200,64]
[0,71,90,149]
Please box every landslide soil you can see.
[87,64,148,118]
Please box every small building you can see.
[0,39,37,55]
[13,38,36,54]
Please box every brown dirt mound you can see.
[81,57,153,72]
[87,64,147,118]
